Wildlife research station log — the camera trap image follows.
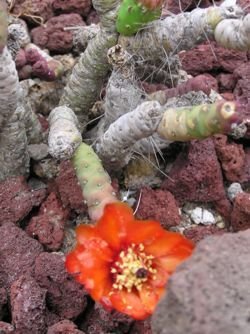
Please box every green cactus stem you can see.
[71,142,118,221]
[0,1,8,53]
[157,100,241,141]
[116,0,162,36]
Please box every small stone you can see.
[227,182,243,201]
[28,143,49,160]
[189,207,216,225]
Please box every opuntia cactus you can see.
[116,0,163,36]
[72,142,118,221]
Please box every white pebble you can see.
[227,182,243,201]
[190,207,216,226]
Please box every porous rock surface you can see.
[231,192,250,231]
[152,230,250,334]
[162,138,227,204]
[26,192,68,251]
[31,14,86,53]
[0,176,46,226]
[10,274,47,334]
[135,186,180,229]
[179,41,248,76]
[0,223,43,289]
[47,319,86,334]
[34,252,88,319]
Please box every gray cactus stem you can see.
[59,0,120,128]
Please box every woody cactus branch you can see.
[118,4,244,63]
[59,0,120,126]
[214,13,250,51]
[0,1,42,181]
[96,99,241,170]
[48,106,82,160]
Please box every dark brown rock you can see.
[26,192,68,251]
[15,48,27,69]
[0,322,15,333]
[162,139,226,204]
[233,62,250,136]
[52,0,91,17]
[55,161,87,214]
[83,303,133,334]
[130,318,152,334]
[135,187,181,229]
[31,14,85,53]
[0,223,43,289]
[0,288,7,320]
[11,0,54,24]
[179,42,247,76]
[231,192,250,232]
[152,230,250,334]
[47,319,85,334]
[10,274,47,334]
[213,135,245,182]
[34,252,88,319]
[183,225,226,243]
[0,176,46,226]
[217,73,236,92]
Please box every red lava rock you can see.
[26,192,68,251]
[162,139,226,204]
[18,64,33,80]
[47,320,86,334]
[15,48,27,69]
[217,73,236,92]
[135,187,181,229]
[0,223,43,289]
[0,176,46,226]
[86,9,100,25]
[55,161,87,214]
[233,63,250,136]
[231,192,250,232]
[213,198,232,222]
[11,0,54,24]
[0,287,7,317]
[220,92,235,101]
[213,135,246,182]
[34,252,88,319]
[52,0,91,17]
[0,322,15,333]
[10,274,47,334]
[83,303,133,334]
[131,318,152,334]
[31,14,86,53]
[179,42,247,76]
[183,225,226,244]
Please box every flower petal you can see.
[144,231,194,258]
[138,285,165,314]
[125,220,164,246]
[97,202,135,250]
[65,251,82,274]
[75,224,98,245]
[155,244,194,274]
[110,289,149,320]
[150,264,170,288]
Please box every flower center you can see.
[110,243,157,293]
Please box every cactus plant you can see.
[116,0,163,36]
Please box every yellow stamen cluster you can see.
[110,243,157,293]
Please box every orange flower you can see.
[65,202,194,320]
